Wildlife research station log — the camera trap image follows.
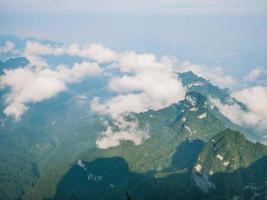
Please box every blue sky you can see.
[0,0,267,77]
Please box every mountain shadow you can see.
[52,142,267,200]
[53,156,206,200]
[52,129,267,200]
[207,155,267,200]
[53,157,144,200]
[168,139,205,171]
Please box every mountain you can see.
[193,129,267,199]
[0,67,266,200]
[51,129,267,200]
[20,75,267,200]
[179,71,230,103]
[0,55,110,200]
[51,128,267,200]
[179,71,262,142]
[25,91,227,200]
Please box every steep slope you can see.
[82,92,225,173]
[0,57,109,200]
[193,129,267,199]
[179,71,262,142]
[49,92,227,200]
[0,70,265,200]
[179,71,230,103]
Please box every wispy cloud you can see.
[0,41,15,54]
[96,117,150,149]
[243,67,266,82]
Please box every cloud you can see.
[91,52,186,148]
[24,40,65,56]
[210,86,267,130]
[243,67,265,82]
[23,40,118,65]
[178,61,236,88]
[96,116,150,149]
[67,43,118,63]
[0,41,15,53]
[232,86,267,128]
[1,61,101,120]
[91,53,186,116]
[210,98,262,128]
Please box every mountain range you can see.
[0,56,266,200]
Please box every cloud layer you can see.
[178,61,236,88]
[0,41,15,54]
[96,117,150,149]
[23,41,118,66]
[211,86,267,131]
[91,52,186,148]
[92,53,186,116]
[1,39,267,147]
[1,62,101,120]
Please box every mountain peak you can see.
[185,91,207,107]
[194,129,267,175]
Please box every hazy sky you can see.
[1,0,267,77]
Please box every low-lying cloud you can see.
[2,39,266,147]
[91,53,186,116]
[1,61,101,120]
[23,40,118,66]
[96,116,150,149]
[178,61,236,88]
[0,41,16,54]
[210,86,267,131]
[91,52,186,148]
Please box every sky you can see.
[1,0,267,79]
[1,0,267,146]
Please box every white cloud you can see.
[210,98,262,128]
[96,117,150,149]
[91,52,186,148]
[23,40,118,65]
[210,86,267,130]
[1,61,101,120]
[178,61,236,88]
[24,40,65,56]
[67,43,118,63]
[0,41,15,53]
[91,53,186,116]
[232,86,267,128]
[243,67,265,82]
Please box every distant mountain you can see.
[0,57,29,74]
